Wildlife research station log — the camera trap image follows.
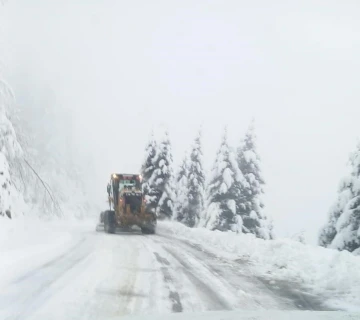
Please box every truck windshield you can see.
[120,180,136,190]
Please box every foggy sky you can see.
[2,0,360,242]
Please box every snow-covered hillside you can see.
[0,51,95,220]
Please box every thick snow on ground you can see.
[1,218,359,320]
[157,221,360,311]
[0,217,93,287]
[120,310,358,320]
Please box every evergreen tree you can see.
[147,131,175,218]
[141,133,157,194]
[186,131,205,227]
[0,78,23,218]
[0,153,12,218]
[205,128,242,231]
[319,177,353,247]
[140,132,158,213]
[319,143,360,252]
[236,123,272,239]
[174,154,189,223]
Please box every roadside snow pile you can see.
[157,221,360,311]
[0,217,93,287]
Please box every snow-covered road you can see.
[0,223,337,320]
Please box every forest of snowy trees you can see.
[140,125,274,240]
[2,54,359,251]
[319,143,360,254]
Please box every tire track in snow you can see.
[0,236,94,320]
[12,236,87,285]
[160,245,232,311]
[143,235,227,313]
[157,234,336,311]
[153,252,183,313]
[115,235,145,316]
[176,238,334,310]
[29,233,148,320]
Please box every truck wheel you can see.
[104,211,109,233]
[104,210,116,234]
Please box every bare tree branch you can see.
[23,159,63,217]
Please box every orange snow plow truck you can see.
[96,173,156,234]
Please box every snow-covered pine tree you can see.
[173,153,189,223]
[140,132,158,213]
[319,177,353,248]
[186,131,205,227]
[236,123,272,239]
[147,131,175,218]
[0,77,23,218]
[319,143,360,253]
[205,128,242,232]
[157,132,175,218]
[0,153,12,218]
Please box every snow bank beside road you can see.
[0,217,93,286]
[157,221,360,311]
